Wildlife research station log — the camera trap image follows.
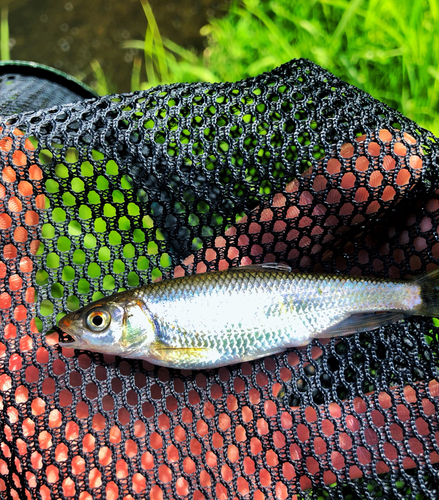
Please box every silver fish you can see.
[57,264,439,370]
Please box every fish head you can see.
[57,292,157,357]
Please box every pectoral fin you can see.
[317,311,407,337]
[143,340,217,369]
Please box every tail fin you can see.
[416,268,439,317]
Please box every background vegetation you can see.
[121,0,439,135]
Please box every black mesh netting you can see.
[0,58,439,500]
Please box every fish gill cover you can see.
[0,58,438,499]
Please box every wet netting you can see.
[0,58,439,500]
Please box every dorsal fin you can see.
[229,263,292,272]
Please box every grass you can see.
[90,59,110,96]
[0,6,9,61]
[120,0,218,89]
[120,0,439,136]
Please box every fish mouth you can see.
[57,316,83,349]
[57,332,82,349]
[57,333,79,348]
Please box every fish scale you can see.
[58,265,435,369]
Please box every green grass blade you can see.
[140,0,169,84]
[143,6,157,86]
[329,0,363,54]
[162,39,198,64]
[131,56,142,92]
[123,38,198,64]
[121,40,144,51]
[1,6,9,61]
[90,59,109,95]
[241,0,298,60]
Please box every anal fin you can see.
[318,311,408,338]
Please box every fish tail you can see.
[416,268,439,317]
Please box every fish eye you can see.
[86,309,111,333]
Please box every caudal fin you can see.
[416,268,439,317]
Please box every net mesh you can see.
[0,58,439,499]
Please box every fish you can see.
[56,263,439,370]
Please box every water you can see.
[7,0,229,93]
